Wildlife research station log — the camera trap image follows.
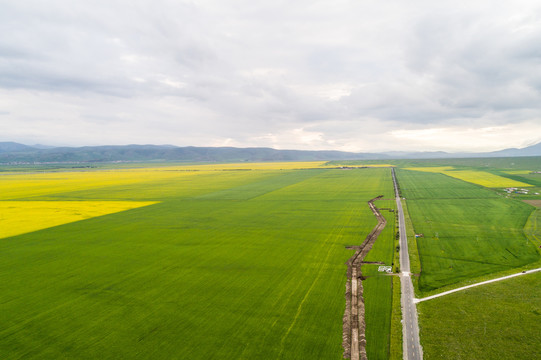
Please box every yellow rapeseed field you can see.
[0,161,364,201]
[0,169,197,200]
[0,201,156,238]
[447,170,531,188]
[405,167,532,188]
[502,170,532,175]
[405,166,454,173]
[0,161,394,239]
[137,161,330,171]
[0,201,157,239]
[128,162,395,171]
[0,169,171,238]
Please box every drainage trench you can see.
[343,196,387,360]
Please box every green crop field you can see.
[317,159,541,360]
[524,207,541,249]
[396,168,540,294]
[0,164,396,359]
[393,160,541,360]
[327,156,541,172]
[362,276,393,359]
[417,271,541,359]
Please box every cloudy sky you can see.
[1,0,541,152]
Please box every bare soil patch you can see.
[524,200,541,208]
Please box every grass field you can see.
[524,207,541,249]
[0,164,395,359]
[389,276,402,360]
[417,271,541,359]
[362,276,393,359]
[397,168,539,294]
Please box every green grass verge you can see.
[389,276,402,360]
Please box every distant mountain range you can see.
[0,141,540,163]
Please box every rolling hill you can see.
[0,141,540,163]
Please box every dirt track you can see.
[343,196,387,360]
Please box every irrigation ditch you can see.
[342,195,388,360]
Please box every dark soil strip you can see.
[343,196,388,360]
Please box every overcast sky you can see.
[1,0,541,152]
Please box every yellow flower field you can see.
[0,201,157,239]
[0,161,363,201]
[406,167,532,188]
[0,161,395,239]
[502,170,532,175]
[405,166,455,173]
[123,161,395,171]
[0,169,199,200]
[448,170,531,188]
[131,161,329,171]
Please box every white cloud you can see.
[389,122,541,152]
[1,0,541,152]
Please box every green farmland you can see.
[0,164,396,359]
[396,168,540,294]
[418,272,541,359]
[394,160,541,360]
[3,157,539,360]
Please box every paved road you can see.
[415,267,541,303]
[392,169,422,360]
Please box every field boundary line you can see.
[414,268,541,303]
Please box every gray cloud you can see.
[1,0,541,151]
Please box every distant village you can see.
[504,187,540,195]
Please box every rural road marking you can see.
[414,267,541,303]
